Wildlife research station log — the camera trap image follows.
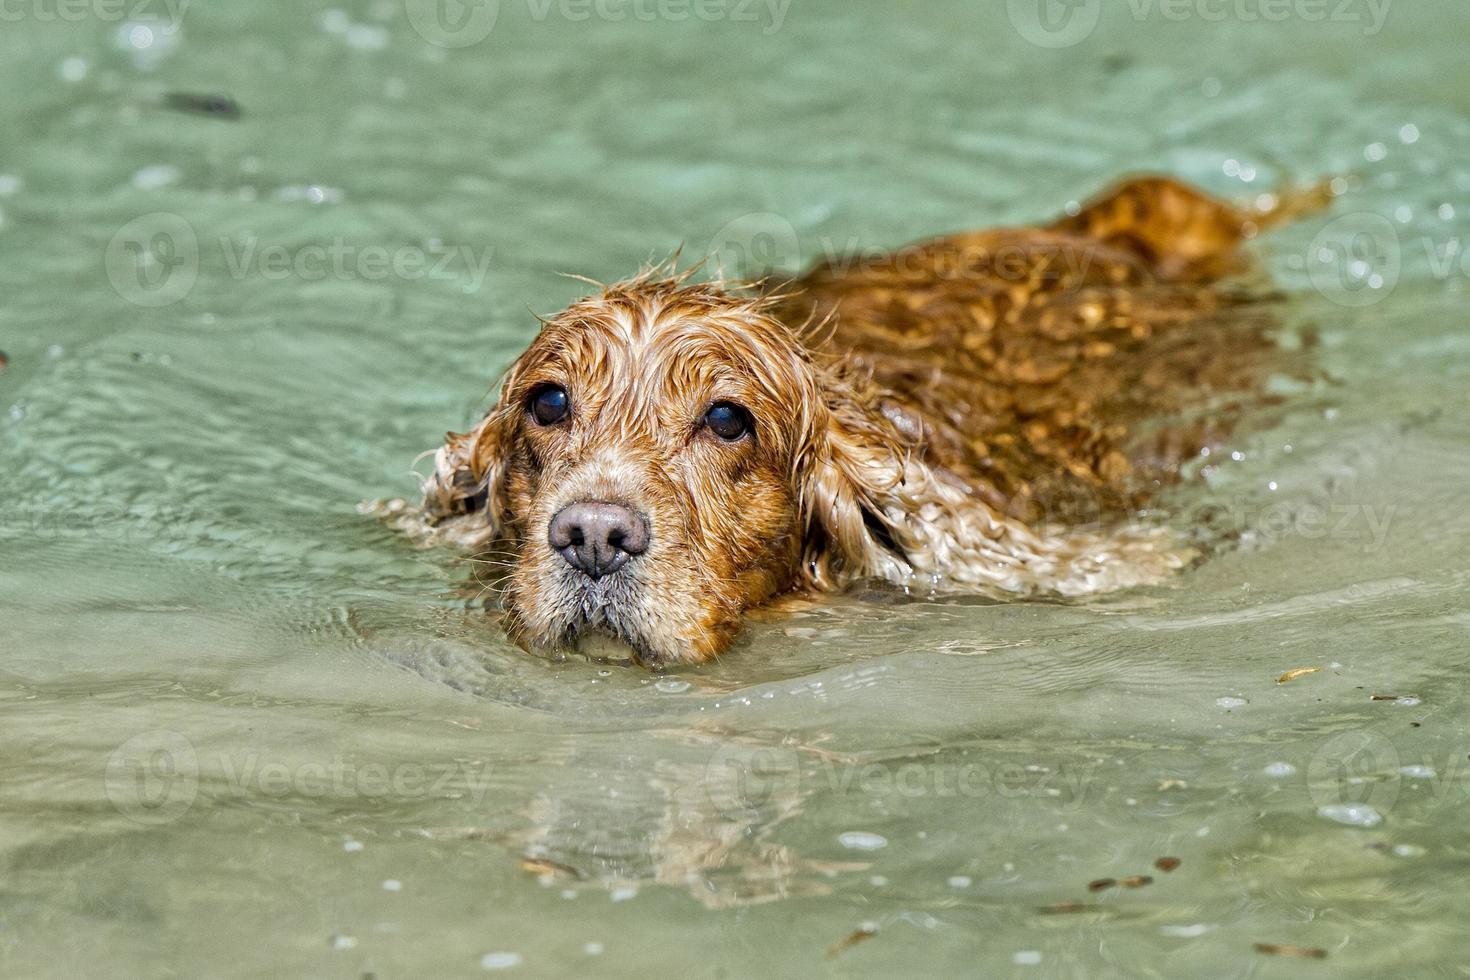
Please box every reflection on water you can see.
[3,0,1470,976]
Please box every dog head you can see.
[437,274,913,666]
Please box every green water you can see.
[3,1,1470,976]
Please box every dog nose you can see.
[547,501,650,579]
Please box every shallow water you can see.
[3,1,1470,976]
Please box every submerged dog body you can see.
[403,176,1326,665]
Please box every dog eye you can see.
[528,384,570,425]
[703,402,752,441]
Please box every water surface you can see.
[2,2,1469,976]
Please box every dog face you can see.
[463,278,871,666]
[414,274,1198,666]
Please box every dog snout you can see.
[547,501,650,579]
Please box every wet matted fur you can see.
[374,175,1333,666]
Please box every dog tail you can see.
[1051,174,1344,280]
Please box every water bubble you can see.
[60,57,88,82]
[654,679,690,694]
[132,165,180,191]
[1364,142,1388,163]
[610,886,637,902]
[480,952,522,970]
[838,831,888,851]
[382,879,402,891]
[1263,761,1297,777]
[1216,697,1247,709]
[343,839,365,852]
[1399,123,1421,144]
[1399,765,1435,779]
[346,24,390,51]
[1392,844,1425,857]
[1317,803,1384,828]
[1014,951,1042,966]
[319,9,351,33]
[948,875,972,889]
[1160,924,1213,938]
[331,935,357,951]
[583,943,604,956]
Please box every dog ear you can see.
[419,398,518,547]
[795,376,919,590]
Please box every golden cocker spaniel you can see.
[385,176,1331,666]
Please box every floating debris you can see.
[1255,943,1328,959]
[1154,857,1182,872]
[163,92,244,120]
[826,922,878,958]
[1277,667,1322,684]
[0,350,8,370]
[519,857,583,880]
[1087,878,1115,892]
[1370,694,1416,702]
[1039,901,1104,915]
[1119,875,1153,888]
